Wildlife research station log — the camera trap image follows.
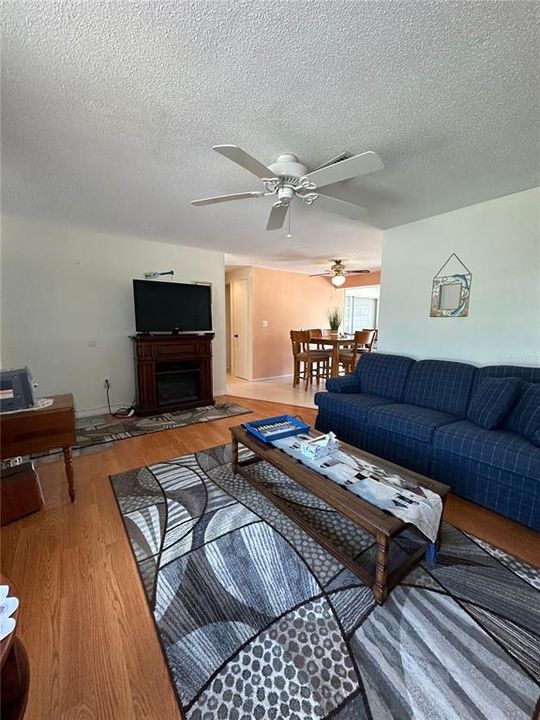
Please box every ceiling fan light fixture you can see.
[331,274,346,287]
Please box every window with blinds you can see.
[343,296,378,335]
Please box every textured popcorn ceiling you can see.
[1,0,539,272]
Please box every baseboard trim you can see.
[250,374,293,382]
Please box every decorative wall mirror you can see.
[430,253,472,317]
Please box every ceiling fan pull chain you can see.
[287,205,292,240]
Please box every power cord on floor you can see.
[105,380,136,418]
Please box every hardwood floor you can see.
[1,395,538,720]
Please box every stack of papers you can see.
[0,585,19,641]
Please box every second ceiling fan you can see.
[311,259,370,287]
[191,145,384,230]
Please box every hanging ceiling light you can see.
[331,273,346,287]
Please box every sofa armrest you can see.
[325,375,361,394]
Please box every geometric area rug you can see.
[110,443,540,720]
[31,402,250,462]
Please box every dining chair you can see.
[362,328,378,352]
[306,327,333,350]
[338,330,376,373]
[290,330,331,389]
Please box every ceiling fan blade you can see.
[312,151,350,171]
[191,191,264,206]
[347,269,371,274]
[309,272,331,277]
[266,203,289,230]
[213,144,274,179]
[305,151,384,188]
[313,192,368,221]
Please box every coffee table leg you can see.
[436,495,447,550]
[374,532,390,603]
[63,446,75,502]
[231,435,239,474]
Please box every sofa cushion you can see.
[504,383,540,447]
[367,403,457,442]
[467,376,521,430]
[476,365,540,385]
[354,353,415,402]
[433,420,540,479]
[314,392,393,422]
[403,359,476,416]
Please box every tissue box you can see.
[299,432,339,461]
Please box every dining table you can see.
[309,333,354,377]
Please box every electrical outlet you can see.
[262,320,269,327]
[104,379,110,390]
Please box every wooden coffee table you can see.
[230,425,450,603]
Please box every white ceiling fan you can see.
[310,259,370,287]
[191,145,384,230]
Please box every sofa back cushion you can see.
[354,353,414,402]
[403,359,476,416]
[476,365,540,385]
[504,383,540,447]
[467,377,522,430]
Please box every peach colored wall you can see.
[252,266,343,379]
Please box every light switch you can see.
[262,320,269,327]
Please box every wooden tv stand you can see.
[131,334,215,416]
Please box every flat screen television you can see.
[133,279,212,333]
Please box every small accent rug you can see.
[32,403,250,463]
[110,444,540,720]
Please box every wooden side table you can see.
[0,394,76,502]
[0,575,30,720]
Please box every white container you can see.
[299,432,339,461]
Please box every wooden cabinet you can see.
[131,334,215,415]
[0,394,76,502]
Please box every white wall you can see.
[0,217,227,415]
[378,187,540,366]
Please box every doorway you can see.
[225,283,231,372]
[228,275,252,380]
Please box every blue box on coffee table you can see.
[243,415,310,444]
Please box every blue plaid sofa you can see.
[314,353,540,530]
